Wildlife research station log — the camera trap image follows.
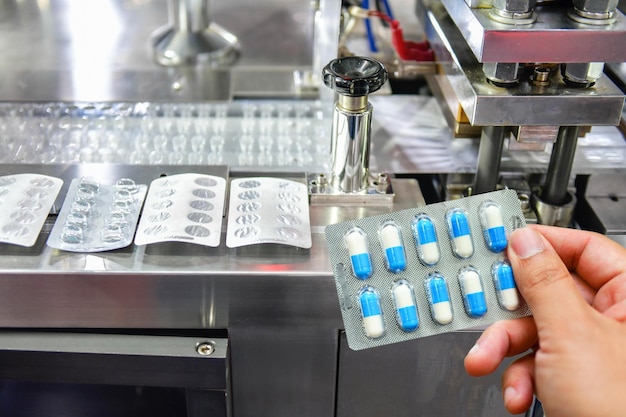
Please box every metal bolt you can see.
[493,0,536,14]
[573,0,618,14]
[483,62,520,87]
[196,341,215,356]
[375,173,390,193]
[561,62,604,88]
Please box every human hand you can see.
[464,225,626,416]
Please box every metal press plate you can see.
[426,3,625,127]
[442,0,626,63]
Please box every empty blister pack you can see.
[134,173,226,247]
[226,177,311,248]
[47,177,147,252]
[325,189,531,351]
[0,174,63,247]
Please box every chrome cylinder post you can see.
[322,57,388,193]
[329,103,373,192]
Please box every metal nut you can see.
[493,0,536,13]
[572,0,618,14]
[483,62,520,85]
[561,62,604,87]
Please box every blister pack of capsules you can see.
[325,189,531,351]
[47,177,147,252]
[134,173,227,247]
[226,177,311,248]
[0,174,63,247]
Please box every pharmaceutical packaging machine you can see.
[0,1,623,416]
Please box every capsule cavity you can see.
[345,228,373,280]
[424,274,453,325]
[480,201,507,253]
[379,222,407,273]
[458,268,487,318]
[411,214,440,266]
[392,280,419,332]
[359,286,385,338]
[492,261,520,311]
[446,208,474,258]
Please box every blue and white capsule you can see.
[492,260,520,311]
[411,214,441,266]
[424,273,453,325]
[379,222,407,273]
[359,286,386,338]
[446,208,474,259]
[480,201,508,253]
[458,267,487,318]
[345,228,373,280]
[392,280,419,332]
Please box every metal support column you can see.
[541,126,580,206]
[473,126,507,195]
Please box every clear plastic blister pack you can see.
[325,189,531,351]
[0,174,63,247]
[134,173,227,247]
[47,177,147,252]
[226,177,311,248]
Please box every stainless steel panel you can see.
[426,3,625,126]
[337,331,523,417]
[442,0,626,63]
[0,170,423,330]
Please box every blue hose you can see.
[362,0,378,52]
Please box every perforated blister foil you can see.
[226,177,311,248]
[0,174,63,247]
[134,173,227,247]
[325,189,531,351]
[48,178,147,252]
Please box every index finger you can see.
[529,225,626,290]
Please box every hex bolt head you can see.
[561,62,605,87]
[493,0,536,13]
[572,0,618,14]
[483,62,520,87]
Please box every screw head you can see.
[196,341,215,356]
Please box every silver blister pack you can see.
[325,189,531,351]
[226,177,311,248]
[0,174,63,247]
[48,177,147,252]
[134,173,227,247]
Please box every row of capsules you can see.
[344,201,520,339]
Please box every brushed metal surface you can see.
[0,169,424,329]
[337,331,524,417]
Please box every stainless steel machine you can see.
[0,1,624,416]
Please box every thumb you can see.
[507,227,588,328]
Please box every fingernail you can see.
[504,386,517,405]
[467,343,479,356]
[510,228,545,259]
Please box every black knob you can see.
[322,57,388,96]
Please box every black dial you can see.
[322,57,388,96]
